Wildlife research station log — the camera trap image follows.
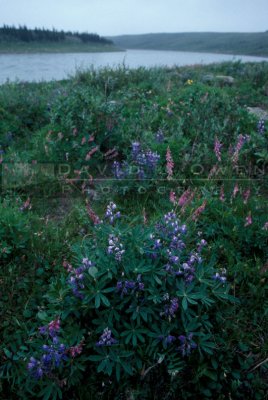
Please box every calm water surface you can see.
[0,49,268,84]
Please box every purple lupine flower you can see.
[116,275,144,296]
[214,137,222,162]
[112,161,129,179]
[107,234,125,261]
[160,334,176,346]
[197,239,207,253]
[178,333,197,356]
[213,268,227,283]
[155,129,165,143]
[257,119,265,135]
[162,298,179,318]
[96,328,117,347]
[105,202,121,224]
[131,142,141,160]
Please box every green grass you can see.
[0,40,122,54]
[110,32,268,57]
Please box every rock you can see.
[247,107,268,121]
[215,75,235,85]
[202,74,235,85]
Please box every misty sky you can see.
[0,0,267,36]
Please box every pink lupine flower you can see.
[86,201,101,225]
[232,134,245,164]
[143,208,147,225]
[169,191,177,205]
[104,148,118,160]
[178,189,191,207]
[20,197,31,211]
[214,137,222,162]
[85,146,98,161]
[166,146,174,180]
[81,136,87,145]
[243,188,251,204]
[208,164,219,179]
[232,183,239,199]
[48,319,60,336]
[192,200,207,221]
[69,341,84,358]
[244,212,252,227]
[63,260,73,273]
[220,186,225,202]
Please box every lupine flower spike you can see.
[214,137,222,162]
[166,146,174,180]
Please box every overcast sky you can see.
[0,0,268,36]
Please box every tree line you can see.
[0,25,113,45]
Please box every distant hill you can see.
[110,32,268,57]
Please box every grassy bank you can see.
[0,41,122,53]
[111,32,268,57]
[0,62,267,399]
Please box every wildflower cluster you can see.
[148,211,207,283]
[113,142,160,180]
[96,328,118,347]
[27,336,67,379]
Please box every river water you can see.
[0,49,268,84]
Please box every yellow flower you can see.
[186,79,194,85]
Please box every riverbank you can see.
[0,41,122,53]
[110,31,268,57]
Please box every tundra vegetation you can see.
[0,61,267,399]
